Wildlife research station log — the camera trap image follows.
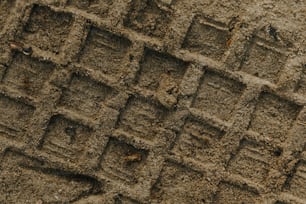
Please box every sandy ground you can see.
[0,0,305,203]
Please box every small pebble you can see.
[22,47,33,56]
[9,41,23,50]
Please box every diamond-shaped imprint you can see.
[240,42,287,83]
[227,139,282,184]
[182,16,231,60]
[171,118,224,163]
[116,97,167,141]
[40,115,93,162]
[0,94,34,142]
[136,49,188,108]
[78,27,131,81]
[21,5,73,54]
[248,92,302,142]
[151,162,209,203]
[192,71,245,121]
[124,0,173,38]
[3,53,54,98]
[58,74,117,118]
[100,138,149,184]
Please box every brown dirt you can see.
[0,0,305,203]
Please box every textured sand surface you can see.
[0,0,305,203]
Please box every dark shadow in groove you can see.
[22,164,103,203]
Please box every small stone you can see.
[22,47,33,56]
[156,74,178,109]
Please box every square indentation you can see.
[214,182,257,204]
[40,115,93,161]
[21,5,73,54]
[0,94,34,141]
[0,0,16,31]
[295,66,306,95]
[124,0,172,38]
[192,71,246,121]
[0,150,96,203]
[182,16,231,60]
[228,139,282,183]
[172,118,224,163]
[79,27,132,80]
[151,162,208,203]
[2,53,54,97]
[116,97,167,141]
[136,49,188,91]
[248,92,302,142]
[67,0,112,17]
[240,42,287,83]
[285,161,306,199]
[100,137,149,184]
[59,74,117,118]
